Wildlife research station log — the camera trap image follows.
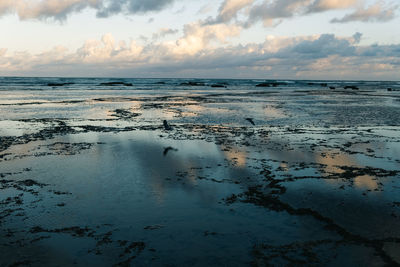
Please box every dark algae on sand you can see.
[1,78,400,266]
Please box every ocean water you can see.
[1,77,400,266]
[1,77,399,125]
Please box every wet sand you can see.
[1,79,400,266]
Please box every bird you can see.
[245,118,255,125]
[163,146,178,156]
[163,120,172,130]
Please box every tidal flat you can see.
[1,78,400,266]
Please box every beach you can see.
[1,77,400,266]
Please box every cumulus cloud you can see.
[0,0,175,20]
[210,0,254,24]
[246,0,312,27]
[331,1,398,23]
[0,0,100,20]
[1,32,399,80]
[170,22,241,56]
[76,33,144,63]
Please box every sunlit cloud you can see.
[1,31,399,79]
[0,0,100,20]
[1,0,397,24]
[0,0,176,20]
[0,0,399,79]
[331,1,398,23]
[307,0,359,12]
[204,0,398,27]
[206,0,254,24]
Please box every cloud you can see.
[0,0,100,20]
[284,34,357,58]
[307,0,359,13]
[211,0,255,24]
[75,33,144,63]
[246,0,312,27]
[197,3,214,15]
[0,48,7,57]
[331,1,398,23]
[152,28,179,40]
[1,0,397,25]
[205,0,396,28]
[1,32,399,80]
[96,0,175,18]
[0,0,175,20]
[170,22,241,56]
[0,0,14,14]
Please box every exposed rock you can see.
[180,81,205,86]
[307,82,327,87]
[163,120,172,131]
[344,85,359,90]
[99,82,133,86]
[256,82,281,87]
[210,84,227,88]
[256,83,271,87]
[47,82,74,87]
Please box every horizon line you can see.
[0,76,399,83]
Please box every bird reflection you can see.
[163,146,178,156]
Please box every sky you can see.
[0,0,399,80]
